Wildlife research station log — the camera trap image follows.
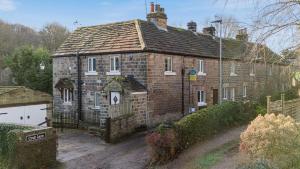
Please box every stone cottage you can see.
[53,3,290,127]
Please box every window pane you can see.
[198,91,200,102]
[88,58,92,72]
[199,60,203,72]
[68,89,71,102]
[110,57,114,71]
[95,93,100,107]
[165,58,168,71]
[201,91,205,102]
[168,58,172,71]
[93,58,96,71]
[115,57,120,71]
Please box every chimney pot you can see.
[150,2,154,13]
[155,4,161,12]
[187,21,197,32]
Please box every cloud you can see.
[0,0,16,11]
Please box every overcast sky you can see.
[1,0,286,52]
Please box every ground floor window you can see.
[63,88,72,104]
[197,90,206,106]
[95,92,101,109]
[243,85,247,98]
[110,92,120,105]
[223,87,235,101]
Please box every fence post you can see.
[267,96,271,114]
[105,117,111,143]
[281,94,285,115]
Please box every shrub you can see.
[146,126,178,163]
[240,114,300,168]
[236,159,276,169]
[176,101,256,149]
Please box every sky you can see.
[2,0,286,51]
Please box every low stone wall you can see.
[106,114,136,143]
[10,127,57,169]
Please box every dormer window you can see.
[230,62,237,76]
[107,56,121,75]
[198,59,206,76]
[85,57,98,75]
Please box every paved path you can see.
[57,130,149,169]
[156,126,246,169]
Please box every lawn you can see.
[184,140,239,169]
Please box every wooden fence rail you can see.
[267,94,300,121]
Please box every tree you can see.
[39,23,69,53]
[212,16,241,39]
[5,46,52,94]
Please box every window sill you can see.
[164,71,176,76]
[197,102,207,106]
[106,71,121,76]
[250,73,255,77]
[197,72,207,76]
[85,72,98,76]
[63,102,72,106]
[93,107,100,110]
[230,73,238,76]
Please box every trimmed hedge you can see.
[176,101,256,149]
[146,101,259,163]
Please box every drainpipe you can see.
[77,51,82,128]
[181,67,185,117]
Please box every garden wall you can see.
[1,125,57,169]
[105,114,136,143]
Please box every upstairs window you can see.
[198,60,206,75]
[230,62,237,76]
[165,57,172,72]
[110,56,120,72]
[88,58,96,72]
[250,63,255,76]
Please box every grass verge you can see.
[185,140,239,169]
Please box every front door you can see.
[213,89,218,105]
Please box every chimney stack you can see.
[150,2,154,13]
[203,26,216,36]
[236,28,248,41]
[147,2,168,30]
[187,21,197,32]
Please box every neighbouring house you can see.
[0,86,52,126]
[53,3,290,128]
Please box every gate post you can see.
[267,96,271,114]
[105,117,111,143]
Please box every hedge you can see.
[146,101,259,163]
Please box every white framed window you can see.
[230,88,235,101]
[197,90,206,106]
[63,88,72,104]
[88,58,96,72]
[250,63,255,76]
[198,60,206,75]
[243,85,247,98]
[223,87,229,100]
[164,56,176,75]
[230,62,237,76]
[95,92,101,109]
[107,56,121,75]
[110,92,120,105]
[268,65,273,76]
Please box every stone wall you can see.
[10,127,57,169]
[53,53,147,126]
[106,114,136,143]
[131,92,147,126]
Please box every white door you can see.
[0,104,47,126]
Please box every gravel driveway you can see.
[57,129,149,169]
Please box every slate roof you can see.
[54,19,279,61]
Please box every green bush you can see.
[176,101,256,149]
[236,159,276,169]
[146,101,258,162]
